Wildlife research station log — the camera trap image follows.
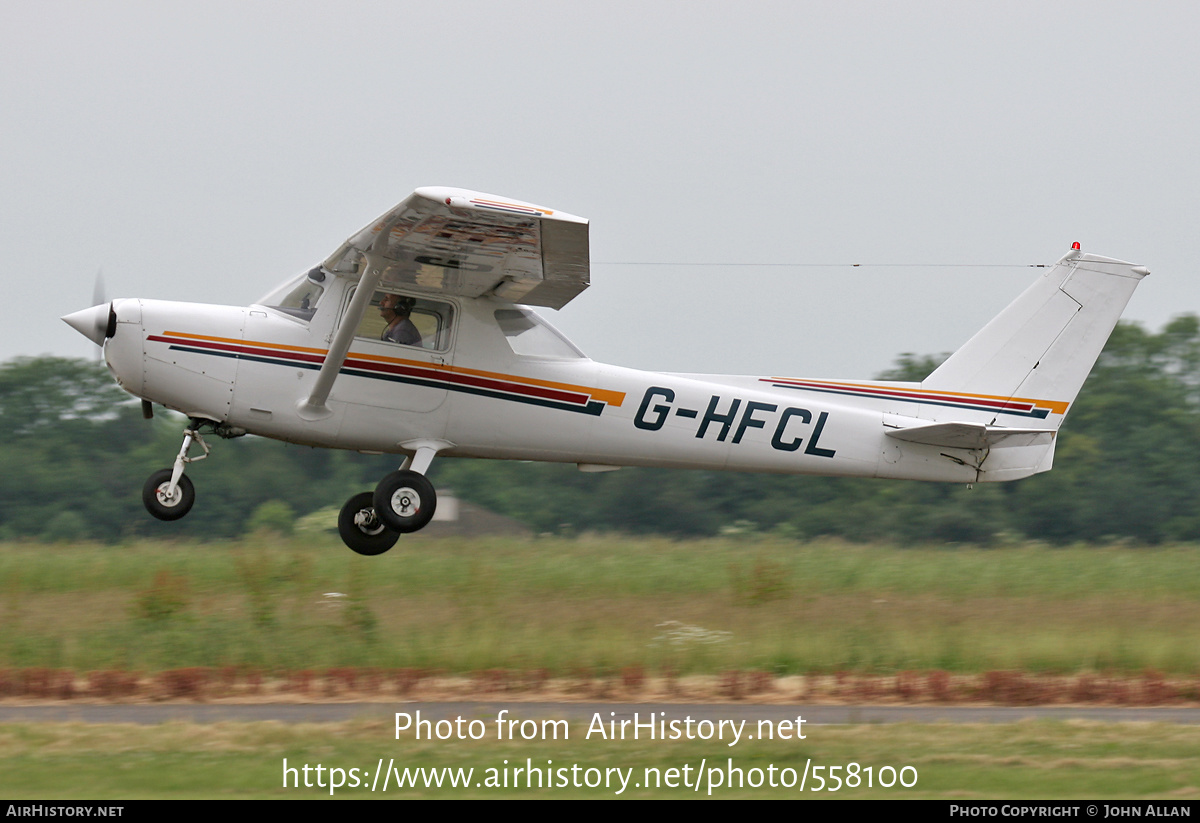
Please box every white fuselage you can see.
[99,271,1048,486]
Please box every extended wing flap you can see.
[321,187,589,309]
[883,416,1055,450]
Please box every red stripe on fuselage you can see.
[764,378,1038,413]
[149,334,592,407]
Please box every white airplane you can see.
[62,188,1149,554]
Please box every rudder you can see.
[919,248,1149,428]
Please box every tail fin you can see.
[919,248,1149,428]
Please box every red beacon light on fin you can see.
[1071,242,1081,250]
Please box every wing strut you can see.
[299,201,437,418]
[296,250,389,420]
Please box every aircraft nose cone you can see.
[61,303,113,347]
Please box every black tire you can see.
[142,469,195,521]
[337,492,400,556]
[372,470,437,533]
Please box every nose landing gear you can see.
[142,418,212,522]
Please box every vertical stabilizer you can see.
[919,249,1149,428]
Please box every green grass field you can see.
[1,534,1199,676]
[2,719,1198,799]
[4,536,1200,799]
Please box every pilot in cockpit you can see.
[378,293,422,347]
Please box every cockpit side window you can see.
[351,289,455,352]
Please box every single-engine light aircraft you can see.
[62,188,1150,554]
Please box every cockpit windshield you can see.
[257,271,325,321]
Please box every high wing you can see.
[300,188,588,417]
[321,187,590,310]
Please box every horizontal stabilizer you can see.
[883,417,1055,450]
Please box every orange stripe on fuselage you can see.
[766,377,1069,416]
[159,331,625,407]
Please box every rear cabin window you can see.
[494,309,585,359]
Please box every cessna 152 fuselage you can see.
[62,188,1149,554]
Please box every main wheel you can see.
[338,492,400,556]
[142,469,195,521]
[372,470,437,534]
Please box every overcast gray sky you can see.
[4,1,1197,378]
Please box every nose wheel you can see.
[373,470,437,533]
[142,469,196,521]
[338,492,400,555]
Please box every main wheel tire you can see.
[142,469,195,521]
[337,492,400,556]
[373,470,437,534]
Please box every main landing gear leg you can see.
[142,418,211,521]
[372,442,442,535]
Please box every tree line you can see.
[4,315,1199,544]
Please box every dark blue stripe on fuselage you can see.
[167,344,605,416]
[767,382,1052,419]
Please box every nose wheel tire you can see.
[338,492,400,556]
[373,470,437,534]
[142,469,195,521]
